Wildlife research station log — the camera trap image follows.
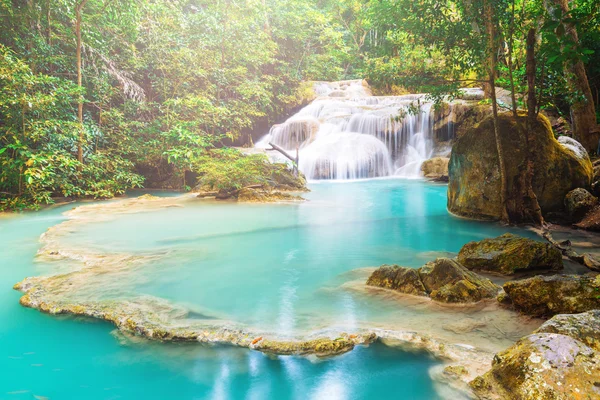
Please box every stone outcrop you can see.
[564,188,598,221]
[457,233,563,276]
[367,258,500,303]
[448,113,593,220]
[501,274,600,318]
[421,157,449,180]
[575,206,600,231]
[433,103,490,142]
[237,187,304,203]
[470,332,600,400]
[535,310,600,351]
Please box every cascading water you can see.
[256,80,438,180]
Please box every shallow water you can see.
[1,180,543,398]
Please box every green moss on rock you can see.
[448,113,593,220]
[457,233,563,276]
[470,333,600,400]
[501,274,600,318]
[367,258,500,303]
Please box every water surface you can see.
[1,180,543,398]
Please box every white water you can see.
[257,80,437,180]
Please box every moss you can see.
[457,233,563,276]
[367,258,500,303]
[448,112,593,220]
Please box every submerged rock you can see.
[448,113,593,220]
[457,233,563,276]
[367,258,500,303]
[14,276,376,358]
[501,274,600,318]
[470,333,600,400]
[421,157,449,180]
[565,188,598,221]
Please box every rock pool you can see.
[2,180,544,398]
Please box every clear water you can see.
[0,180,542,398]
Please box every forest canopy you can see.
[1,0,599,210]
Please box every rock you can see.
[237,187,303,203]
[433,103,490,142]
[366,258,500,303]
[448,113,593,220]
[575,206,600,232]
[470,333,600,400]
[457,233,563,276]
[592,180,600,197]
[421,157,449,179]
[565,188,598,221]
[536,310,600,351]
[502,274,600,318]
[366,265,428,297]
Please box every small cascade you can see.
[257,80,441,180]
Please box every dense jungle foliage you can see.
[0,0,599,210]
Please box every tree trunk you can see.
[523,28,544,225]
[484,0,509,222]
[545,0,598,152]
[507,0,518,118]
[76,0,88,164]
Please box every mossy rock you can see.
[535,310,600,351]
[564,188,598,221]
[470,333,600,400]
[501,274,600,318]
[457,233,563,276]
[448,113,593,220]
[366,258,500,304]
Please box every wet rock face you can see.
[470,333,600,400]
[366,258,500,303]
[502,274,600,318]
[421,157,449,180]
[535,310,600,351]
[457,233,563,276]
[565,188,598,221]
[448,113,593,220]
[575,206,600,231]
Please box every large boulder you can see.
[564,188,598,221]
[457,233,563,276]
[536,310,600,351]
[470,333,600,400]
[448,113,593,220]
[421,157,449,179]
[366,258,500,303]
[502,274,600,318]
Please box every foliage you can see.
[0,0,598,210]
[194,148,298,194]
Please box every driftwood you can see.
[539,229,600,272]
[267,142,299,177]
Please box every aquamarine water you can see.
[0,180,541,398]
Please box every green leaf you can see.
[0,148,6,155]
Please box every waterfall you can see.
[256,80,437,180]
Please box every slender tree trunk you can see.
[545,0,598,151]
[76,0,89,164]
[524,28,544,225]
[507,0,518,118]
[485,0,509,222]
